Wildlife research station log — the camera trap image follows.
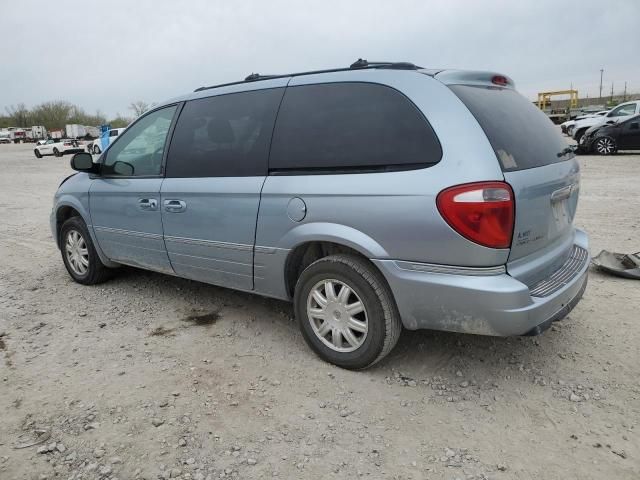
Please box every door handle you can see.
[163,199,187,213]
[138,198,158,210]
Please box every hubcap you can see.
[65,230,89,276]
[307,279,368,353]
[596,138,614,154]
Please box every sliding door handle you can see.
[138,198,158,210]
[163,199,187,213]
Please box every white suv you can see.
[571,101,640,142]
[88,128,127,154]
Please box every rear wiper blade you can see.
[557,146,574,158]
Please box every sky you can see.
[1,0,638,118]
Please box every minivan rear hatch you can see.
[448,82,580,286]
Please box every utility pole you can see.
[623,81,627,101]
[599,69,604,100]
[610,82,614,104]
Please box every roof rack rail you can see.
[194,59,421,92]
[349,58,420,70]
[244,73,280,82]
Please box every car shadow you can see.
[111,265,575,381]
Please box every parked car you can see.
[34,139,84,158]
[51,60,589,369]
[570,101,640,142]
[87,128,126,154]
[577,114,640,155]
[561,110,608,135]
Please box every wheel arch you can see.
[279,223,391,298]
[54,199,118,267]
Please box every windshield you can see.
[450,85,573,171]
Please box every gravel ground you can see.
[0,142,638,480]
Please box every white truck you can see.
[87,127,126,154]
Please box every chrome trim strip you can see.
[164,235,252,251]
[394,260,506,276]
[94,226,163,240]
[254,245,290,255]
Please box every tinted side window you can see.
[166,88,284,178]
[102,106,176,177]
[269,82,442,172]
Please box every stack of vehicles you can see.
[0,126,48,143]
[566,100,640,143]
[560,110,608,134]
[577,113,640,155]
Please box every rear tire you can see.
[594,136,617,155]
[60,216,112,285]
[53,148,61,157]
[294,254,402,370]
[34,149,42,158]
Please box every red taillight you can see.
[492,75,508,86]
[436,181,514,249]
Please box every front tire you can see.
[60,216,112,285]
[594,137,617,155]
[574,129,586,144]
[294,254,402,370]
[34,149,42,158]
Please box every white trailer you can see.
[30,125,47,140]
[65,124,87,139]
[85,126,100,138]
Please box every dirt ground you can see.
[0,142,638,480]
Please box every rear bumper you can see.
[372,230,589,336]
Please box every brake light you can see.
[436,181,514,249]
[492,75,508,86]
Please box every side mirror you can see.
[605,120,616,125]
[70,152,96,172]
[112,161,134,176]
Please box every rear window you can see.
[269,82,442,173]
[450,85,573,171]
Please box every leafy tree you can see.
[107,115,132,128]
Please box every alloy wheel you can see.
[307,279,368,352]
[595,138,615,155]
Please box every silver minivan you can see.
[52,60,589,369]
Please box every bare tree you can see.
[129,101,151,117]
[30,101,74,130]
[5,103,30,127]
